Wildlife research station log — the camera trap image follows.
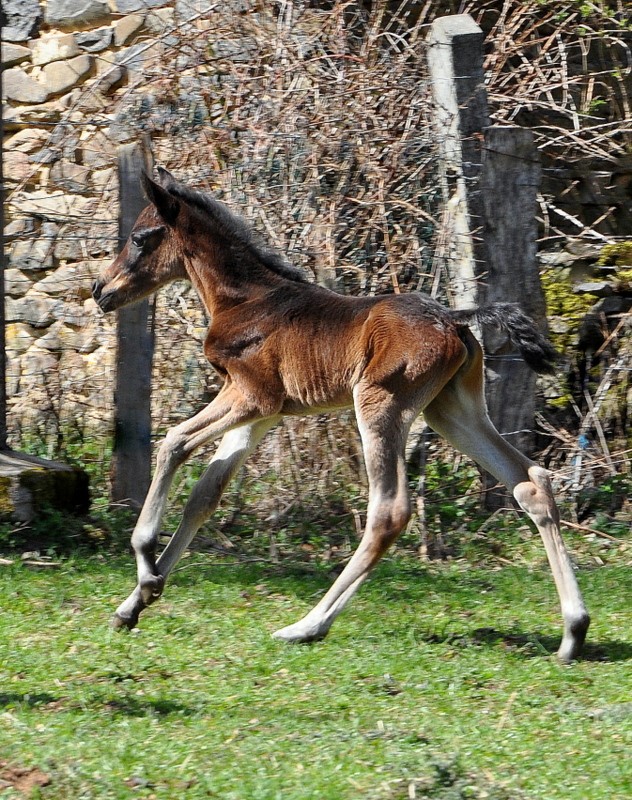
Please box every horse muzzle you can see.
[92,280,116,312]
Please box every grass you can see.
[0,540,630,799]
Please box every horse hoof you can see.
[272,621,328,644]
[111,612,138,631]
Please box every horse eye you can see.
[131,232,145,248]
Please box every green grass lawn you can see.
[0,549,630,799]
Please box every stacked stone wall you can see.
[3,0,217,446]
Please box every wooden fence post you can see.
[428,14,547,508]
[426,14,489,310]
[110,140,155,509]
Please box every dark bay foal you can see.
[92,168,589,661]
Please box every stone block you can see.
[5,150,34,184]
[3,0,42,42]
[5,270,34,298]
[34,263,86,298]
[113,14,145,46]
[95,64,127,94]
[3,68,49,104]
[41,54,94,96]
[76,27,113,52]
[80,130,116,168]
[0,451,90,524]
[9,189,93,221]
[5,129,50,154]
[4,101,64,131]
[114,0,165,12]
[6,323,37,354]
[49,160,92,193]
[6,293,62,327]
[45,0,111,30]
[30,33,80,66]
[5,218,35,240]
[1,43,32,67]
[8,237,55,271]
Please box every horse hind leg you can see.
[423,356,589,662]
[273,384,413,643]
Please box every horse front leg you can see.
[113,386,266,629]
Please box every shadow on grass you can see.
[0,693,60,708]
[99,694,201,717]
[0,691,202,718]
[107,556,632,664]
[421,627,632,663]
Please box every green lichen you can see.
[541,268,594,351]
[598,241,632,267]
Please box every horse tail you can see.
[448,303,558,374]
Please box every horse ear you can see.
[141,171,180,225]
[156,166,178,191]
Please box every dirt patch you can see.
[0,762,50,796]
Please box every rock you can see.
[54,299,93,325]
[49,160,92,193]
[5,218,35,240]
[4,101,64,131]
[5,150,34,184]
[30,33,80,66]
[34,263,86,298]
[573,281,614,297]
[80,130,116,168]
[145,7,175,35]
[1,43,32,67]
[17,348,58,392]
[41,54,94,96]
[91,167,116,192]
[116,41,163,74]
[76,27,113,52]
[30,147,61,165]
[0,450,90,524]
[37,320,98,352]
[45,0,111,30]
[113,14,145,46]
[5,128,50,153]
[6,322,37,354]
[3,67,49,104]
[114,0,165,12]
[95,64,127,94]
[9,189,94,221]
[5,270,34,298]
[565,239,603,260]
[6,293,62,327]
[8,236,55,272]
[3,0,42,42]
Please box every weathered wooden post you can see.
[111,140,155,509]
[427,14,547,508]
[0,29,7,453]
[427,14,489,311]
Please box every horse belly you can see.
[280,355,355,414]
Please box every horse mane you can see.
[160,173,309,284]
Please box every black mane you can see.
[161,175,308,284]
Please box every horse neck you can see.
[184,238,282,316]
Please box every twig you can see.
[561,519,625,543]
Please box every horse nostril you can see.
[92,280,102,300]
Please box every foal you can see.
[93,168,589,662]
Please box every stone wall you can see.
[3,0,217,445]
